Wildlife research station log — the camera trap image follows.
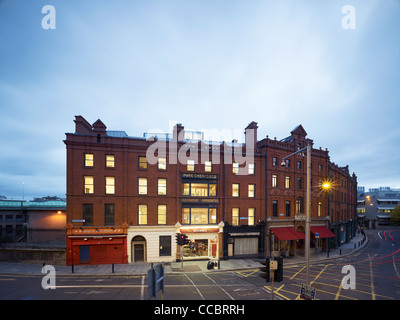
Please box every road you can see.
[1,226,399,301]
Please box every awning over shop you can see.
[310,226,336,238]
[270,227,305,241]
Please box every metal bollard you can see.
[72,263,74,273]
[112,263,115,273]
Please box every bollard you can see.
[112,263,115,273]
[72,263,74,273]
[340,249,342,255]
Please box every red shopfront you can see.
[66,227,128,265]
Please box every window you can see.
[248,184,255,197]
[182,182,217,197]
[182,207,217,225]
[249,163,255,174]
[272,157,277,166]
[104,204,114,226]
[183,183,190,196]
[138,178,147,195]
[158,178,167,195]
[85,153,94,167]
[158,205,167,224]
[297,177,302,190]
[285,159,290,168]
[272,200,278,217]
[285,201,291,217]
[272,174,278,188]
[139,156,147,169]
[187,159,195,171]
[296,198,303,214]
[105,177,115,194]
[318,202,323,217]
[83,204,93,226]
[158,157,167,170]
[106,155,114,168]
[232,208,239,226]
[205,161,212,172]
[248,208,255,225]
[159,236,171,257]
[232,184,240,197]
[232,162,239,174]
[209,184,217,196]
[138,205,147,225]
[84,176,94,194]
[285,176,290,189]
[297,161,302,169]
[318,164,323,173]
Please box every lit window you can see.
[205,161,212,172]
[248,208,255,225]
[209,208,217,224]
[232,184,239,197]
[248,184,255,197]
[183,183,190,196]
[187,159,195,171]
[249,163,255,174]
[158,157,167,170]
[232,208,239,226]
[272,174,278,188]
[84,176,94,194]
[138,205,147,225]
[191,183,208,197]
[296,198,303,214]
[158,178,167,195]
[139,156,147,169]
[285,176,290,189]
[105,177,115,194]
[138,178,147,195]
[232,162,239,174]
[85,154,94,167]
[158,205,167,225]
[318,202,323,217]
[106,155,114,168]
[209,184,217,196]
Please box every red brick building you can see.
[64,116,357,265]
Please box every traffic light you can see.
[183,234,189,245]
[259,257,270,282]
[175,233,181,245]
[274,256,283,282]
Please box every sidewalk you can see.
[0,232,367,277]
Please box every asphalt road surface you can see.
[1,226,399,301]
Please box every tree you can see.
[390,204,400,226]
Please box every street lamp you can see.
[282,144,311,285]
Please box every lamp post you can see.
[282,144,311,285]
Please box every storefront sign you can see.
[180,227,219,233]
[180,198,219,204]
[72,228,124,235]
[181,173,218,180]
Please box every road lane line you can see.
[184,274,204,300]
[202,273,234,300]
[140,276,144,300]
[368,254,376,300]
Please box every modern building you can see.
[64,116,357,265]
[357,187,400,227]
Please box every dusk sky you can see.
[0,0,399,200]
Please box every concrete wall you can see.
[0,248,66,265]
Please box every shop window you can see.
[182,207,217,225]
[183,239,208,258]
[181,182,217,197]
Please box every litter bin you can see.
[207,261,214,270]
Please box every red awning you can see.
[310,226,336,238]
[271,227,305,241]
